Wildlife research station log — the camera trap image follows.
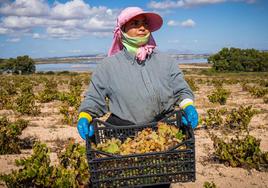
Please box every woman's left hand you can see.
[182,105,198,129]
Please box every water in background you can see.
[36,62,97,72]
[177,58,207,64]
[36,58,207,72]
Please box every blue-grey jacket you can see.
[79,49,194,124]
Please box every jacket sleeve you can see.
[169,58,195,105]
[78,62,109,118]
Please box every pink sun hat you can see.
[108,7,163,58]
[117,7,163,32]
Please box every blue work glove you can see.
[77,112,94,140]
[182,105,198,129]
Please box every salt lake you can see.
[35,58,207,72]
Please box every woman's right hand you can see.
[77,112,94,140]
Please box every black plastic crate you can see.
[86,110,195,188]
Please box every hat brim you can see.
[141,12,163,32]
[121,11,163,32]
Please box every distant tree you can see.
[0,55,36,74]
[208,48,268,72]
[0,58,14,73]
[13,55,36,74]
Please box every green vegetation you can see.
[57,77,83,126]
[0,74,87,126]
[0,141,89,187]
[225,106,257,131]
[208,48,268,72]
[203,181,217,188]
[0,55,36,74]
[207,87,230,105]
[210,79,223,88]
[59,103,77,125]
[204,105,267,171]
[204,108,225,129]
[0,117,29,154]
[212,134,268,171]
[185,77,199,91]
[264,96,268,104]
[38,78,59,103]
[15,83,40,115]
[58,76,82,108]
[0,78,17,110]
[241,83,268,98]
[204,106,256,132]
[0,62,267,186]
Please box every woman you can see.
[77,7,198,187]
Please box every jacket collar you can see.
[121,48,153,65]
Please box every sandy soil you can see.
[179,63,212,70]
[0,68,267,188]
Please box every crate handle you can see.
[166,139,191,151]
[92,149,121,158]
[92,118,157,129]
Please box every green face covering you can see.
[122,32,150,54]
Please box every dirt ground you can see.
[0,65,267,188]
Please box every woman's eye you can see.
[130,20,148,27]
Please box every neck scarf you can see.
[108,24,157,61]
[122,32,150,54]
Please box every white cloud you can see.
[47,27,69,35]
[167,19,196,27]
[2,16,48,29]
[106,9,114,16]
[50,0,107,19]
[7,37,20,42]
[61,19,81,28]
[46,27,82,40]
[0,0,49,16]
[32,33,43,39]
[168,39,180,43]
[92,31,112,37]
[167,20,180,26]
[233,0,257,3]
[0,27,9,34]
[48,50,56,53]
[183,0,225,7]
[46,27,71,38]
[83,17,113,32]
[87,17,106,29]
[148,0,225,9]
[68,49,82,53]
[148,0,256,9]
[148,0,184,9]
[0,0,118,39]
[181,19,196,27]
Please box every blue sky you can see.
[0,0,267,58]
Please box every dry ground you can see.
[0,65,267,188]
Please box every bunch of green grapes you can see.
[95,122,185,155]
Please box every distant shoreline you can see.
[34,58,102,64]
[35,62,212,73]
[34,54,209,65]
[34,56,210,73]
[35,59,208,65]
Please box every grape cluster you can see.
[95,122,185,155]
